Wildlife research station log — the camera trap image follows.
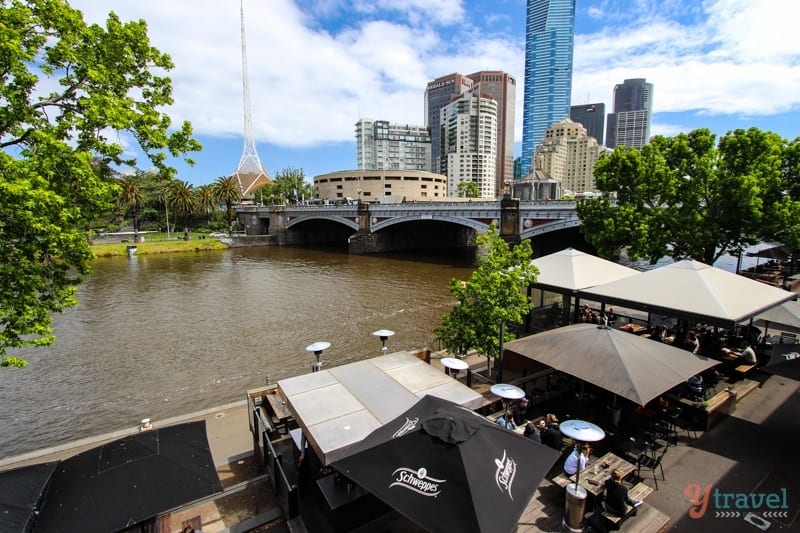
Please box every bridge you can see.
[235,199,583,253]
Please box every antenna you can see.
[234,0,271,197]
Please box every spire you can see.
[234,0,271,197]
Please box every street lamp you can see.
[305,341,331,372]
[372,329,395,354]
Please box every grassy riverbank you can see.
[91,238,228,257]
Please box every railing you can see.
[246,391,300,519]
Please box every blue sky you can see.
[70,0,800,186]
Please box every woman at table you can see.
[540,413,563,450]
[604,469,642,517]
[563,443,591,475]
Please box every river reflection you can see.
[1,246,476,458]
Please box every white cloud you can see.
[66,0,799,157]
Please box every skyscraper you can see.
[521,0,576,177]
[440,92,498,199]
[424,73,473,175]
[570,103,605,146]
[467,71,517,195]
[355,119,431,171]
[606,78,653,148]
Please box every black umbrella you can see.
[332,395,560,533]
[762,345,800,381]
[0,461,58,532]
[32,421,223,533]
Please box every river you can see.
[0,246,477,459]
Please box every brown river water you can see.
[0,246,476,459]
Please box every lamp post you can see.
[305,341,330,372]
[372,329,395,354]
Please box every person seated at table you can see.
[604,469,642,516]
[563,443,591,475]
[524,419,546,442]
[496,413,516,430]
[607,307,618,328]
[540,413,563,450]
[737,342,757,364]
[509,397,529,426]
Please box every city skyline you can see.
[66,0,800,186]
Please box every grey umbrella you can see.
[503,323,720,406]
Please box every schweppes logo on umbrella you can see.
[390,467,445,497]
[495,450,517,500]
[392,416,419,439]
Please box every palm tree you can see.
[116,176,146,242]
[167,180,197,240]
[213,175,242,234]
[197,184,216,226]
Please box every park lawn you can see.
[91,238,228,257]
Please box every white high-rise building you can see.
[440,93,498,199]
[355,119,431,171]
[536,118,607,194]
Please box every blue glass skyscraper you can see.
[520,0,575,176]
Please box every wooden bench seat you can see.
[735,364,756,376]
[601,482,652,527]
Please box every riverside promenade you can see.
[2,365,798,532]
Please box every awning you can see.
[279,351,484,465]
[33,421,222,533]
[504,323,720,406]
[531,248,639,292]
[578,260,796,329]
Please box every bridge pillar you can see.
[357,201,371,233]
[500,195,521,245]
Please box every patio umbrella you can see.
[762,345,800,381]
[32,421,223,533]
[331,395,560,533]
[503,323,720,406]
[753,300,800,336]
[531,248,639,292]
[0,461,58,532]
[578,260,796,329]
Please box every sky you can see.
[69,0,800,186]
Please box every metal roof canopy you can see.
[278,351,483,466]
[577,260,797,329]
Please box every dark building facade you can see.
[570,103,605,146]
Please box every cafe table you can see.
[568,452,636,497]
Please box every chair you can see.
[637,446,667,490]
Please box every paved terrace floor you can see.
[2,369,798,532]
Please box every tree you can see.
[0,1,200,366]
[272,167,312,204]
[578,128,796,264]
[167,180,197,240]
[434,224,538,377]
[213,175,242,233]
[196,184,216,226]
[457,180,480,198]
[116,176,146,241]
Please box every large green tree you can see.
[167,180,196,241]
[578,128,798,265]
[0,1,200,366]
[434,224,538,378]
[272,167,313,204]
[213,175,242,233]
[116,176,146,241]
